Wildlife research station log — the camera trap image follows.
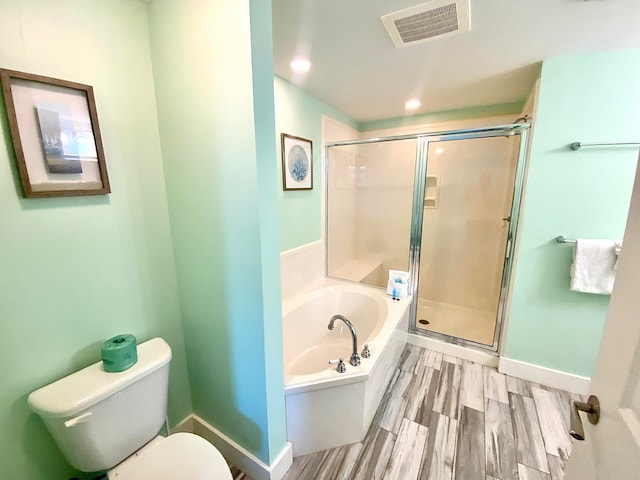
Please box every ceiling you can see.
[272,0,640,123]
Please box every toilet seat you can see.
[108,432,233,479]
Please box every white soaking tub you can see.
[282,281,410,456]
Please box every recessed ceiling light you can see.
[405,99,421,110]
[435,148,445,154]
[290,58,311,72]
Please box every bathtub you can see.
[282,281,410,456]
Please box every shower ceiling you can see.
[271,0,640,122]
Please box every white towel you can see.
[570,239,618,294]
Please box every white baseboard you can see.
[170,415,195,434]
[171,414,293,480]
[499,357,591,395]
[408,333,499,368]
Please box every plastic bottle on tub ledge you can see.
[387,270,409,301]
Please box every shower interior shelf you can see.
[424,175,439,208]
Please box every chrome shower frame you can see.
[324,123,530,354]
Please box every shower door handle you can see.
[505,238,512,259]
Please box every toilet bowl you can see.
[108,433,231,479]
[28,338,232,479]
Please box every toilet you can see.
[28,337,232,479]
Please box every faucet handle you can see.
[329,358,347,373]
[350,352,361,367]
[362,343,372,358]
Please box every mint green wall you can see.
[249,0,289,462]
[148,0,286,465]
[504,49,640,377]
[359,101,525,132]
[0,1,193,478]
[274,76,358,251]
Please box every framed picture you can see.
[281,133,312,190]
[0,69,110,198]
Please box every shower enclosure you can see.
[325,125,529,351]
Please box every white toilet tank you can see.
[28,338,172,473]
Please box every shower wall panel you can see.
[326,146,358,275]
[420,137,517,308]
[353,140,415,285]
[326,139,416,287]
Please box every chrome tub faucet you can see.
[328,314,361,366]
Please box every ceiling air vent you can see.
[380,0,470,48]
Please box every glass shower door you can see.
[326,138,418,287]
[415,135,521,346]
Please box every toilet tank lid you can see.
[28,337,172,418]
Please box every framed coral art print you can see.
[281,133,312,190]
[0,68,110,198]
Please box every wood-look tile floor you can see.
[234,344,583,480]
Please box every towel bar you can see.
[556,235,577,244]
[569,141,640,151]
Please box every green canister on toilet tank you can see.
[101,334,137,372]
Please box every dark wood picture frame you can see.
[281,133,313,191]
[0,68,110,198]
